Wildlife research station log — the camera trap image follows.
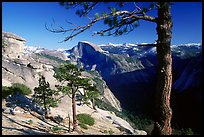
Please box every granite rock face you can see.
[2,32,26,59]
[2,55,57,91]
[2,32,122,112]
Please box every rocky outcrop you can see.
[2,56,57,91]
[1,32,60,91]
[2,32,26,59]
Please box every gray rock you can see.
[2,32,26,59]
[2,32,26,42]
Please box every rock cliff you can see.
[2,32,26,59]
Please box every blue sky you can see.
[2,2,202,50]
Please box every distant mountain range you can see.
[24,42,202,58]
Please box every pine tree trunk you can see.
[152,2,173,135]
[44,106,48,118]
[72,93,77,131]
[43,91,48,118]
[68,113,71,132]
[92,98,96,110]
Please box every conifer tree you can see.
[33,75,59,118]
[54,63,99,131]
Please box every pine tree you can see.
[54,63,99,131]
[83,84,99,110]
[47,2,173,134]
[33,75,59,118]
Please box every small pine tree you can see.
[33,75,59,118]
[54,63,99,131]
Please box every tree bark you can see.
[92,98,96,110]
[43,90,48,118]
[152,2,173,135]
[68,113,71,132]
[72,93,77,131]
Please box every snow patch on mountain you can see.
[56,48,68,52]
[24,46,45,54]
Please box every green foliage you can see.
[55,2,156,40]
[2,83,32,99]
[182,128,194,135]
[2,86,13,99]
[51,125,62,133]
[79,123,88,129]
[26,119,33,125]
[95,99,135,126]
[82,85,100,106]
[95,99,153,130]
[111,7,118,15]
[95,13,100,19]
[33,75,59,116]
[96,100,127,123]
[54,63,100,105]
[54,63,81,83]
[86,70,98,75]
[11,83,32,95]
[124,112,152,130]
[86,70,104,95]
[95,99,118,113]
[172,128,194,135]
[102,12,108,17]
[104,129,114,135]
[54,63,100,130]
[77,113,95,126]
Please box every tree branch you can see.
[47,6,157,42]
[137,43,157,47]
[132,14,157,22]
